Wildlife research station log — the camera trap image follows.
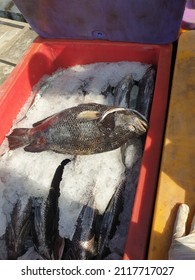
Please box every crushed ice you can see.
[0,61,150,258]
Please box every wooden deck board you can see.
[0,17,37,85]
[148,30,195,259]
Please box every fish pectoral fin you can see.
[24,141,46,152]
[77,111,100,120]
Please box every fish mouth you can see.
[136,117,149,133]
[130,109,149,132]
[137,117,149,132]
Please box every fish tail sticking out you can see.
[6,128,29,150]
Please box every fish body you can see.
[114,75,135,108]
[31,197,50,259]
[7,103,148,155]
[0,236,8,260]
[128,85,139,109]
[47,159,70,260]
[136,66,156,119]
[64,197,98,260]
[96,180,125,259]
[5,198,32,259]
[17,246,44,260]
[31,159,71,259]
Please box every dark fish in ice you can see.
[78,77,94,96]
[46,158,71,260]
[101,84,114,98]
[128,84,140,109]
[17,246,44,260]
[114,75,135,108]
[96,179,125,259]
[31,159,71,259]
[7,103,148,155]
[31,197,50,259]
[64,197,98,260]
[5,198,32,259]
[0,236,8,260]
[136,66,156,119]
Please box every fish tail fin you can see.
[6,128,30,150]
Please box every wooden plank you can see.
[0,17,28,27]
[0,18,37,85]
[0,27,37,64]
[0,61,14,85]
[148,30,195,259]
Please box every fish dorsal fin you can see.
[77,102,98,107]
[77,111,100,120]
[32,113,57,127]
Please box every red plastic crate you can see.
[0,38,172,259]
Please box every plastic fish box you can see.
[148,30,195,260]
[0,38,172,259]
[13,0,186,44]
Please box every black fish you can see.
[64,197,98,260]
[6,103,148,155]
[96,179,126,259]
[114,75,135,108]
[5,198,32,259]
[31,159,71,259]
[136,66,156,119]
[101,84,115,98]
[128,84,140,109]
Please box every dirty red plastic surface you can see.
[0,38,172,259]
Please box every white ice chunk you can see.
[59,148,125,239]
